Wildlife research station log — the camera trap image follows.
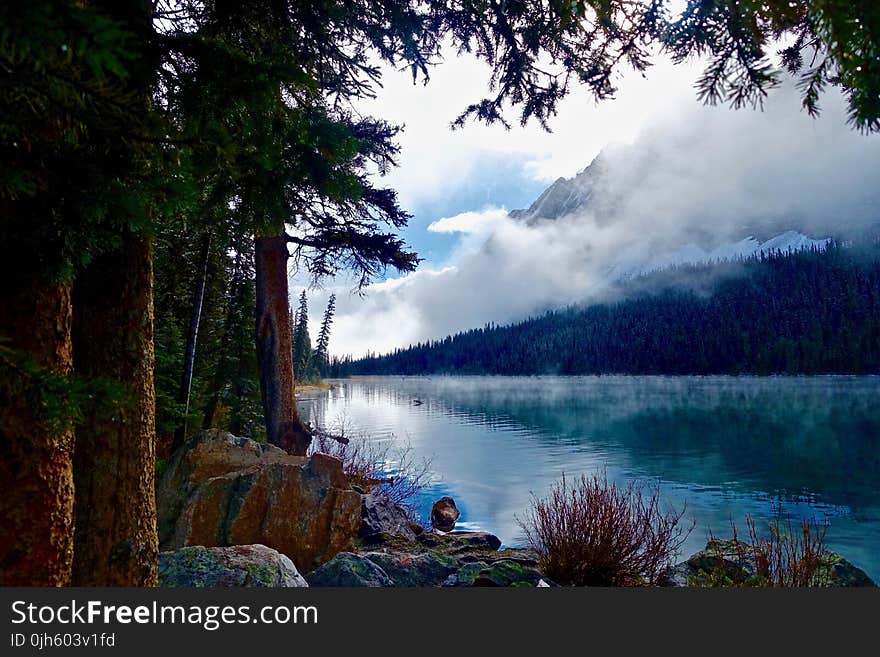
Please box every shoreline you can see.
[295,381,335,392]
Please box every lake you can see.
[298,375,880,581]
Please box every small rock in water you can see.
[431,496,460,532]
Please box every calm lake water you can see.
[298,375,880,580]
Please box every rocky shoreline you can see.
[157,431,876,588]
[307,531,548,587]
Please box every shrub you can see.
[698,515,834,587]
[518,471,691,586]
[308,422,432,520]
[748,515,832,586]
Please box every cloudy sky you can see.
[291,47,880,359]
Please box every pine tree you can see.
[292,291,314,382]
[1,0,161,586]
[314,294,337,375]
[171,231,212,453]
[198,230,262,437]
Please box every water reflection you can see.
[298,375,880,580]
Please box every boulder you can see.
[680,538,759,585]
[360,493,417,542]
[472,558,546,587]
[305,552,393,587]
[431,496,460,532]
[157,431,304,542]
[826,554,876,587]
[158,544,307,587]
[361,550,458,586]
[442,561,490,587]
[157,431,361,572]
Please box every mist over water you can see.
[298,375,880,580]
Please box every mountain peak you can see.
[509,153,605,223]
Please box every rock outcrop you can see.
[157,431,361,572]
[159,544,307,587]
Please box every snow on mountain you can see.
[508,150,833,282]
[608,230,831,281]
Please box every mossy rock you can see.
[473,559,545,587]
[159,544,307,587]
[362,550,458,586]
[305,552,393,587]
[443,561,491,587]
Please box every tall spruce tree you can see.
[198,230,262,437]
[314,294,337,375]
[68,0,165,588]
[0,0,166,586]
[292,291,315,383]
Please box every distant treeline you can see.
[330,242,880,376]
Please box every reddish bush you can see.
[519,471,691,586]
[710,515,832,587]
[748,514,832,586]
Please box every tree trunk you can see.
[71,230,158,586]
[0,278,75,586]
[254,233,311,455]
[172,231,211,451]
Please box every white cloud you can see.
[356,45,704,214]
[299,78,880,359]
[427,207,509,233]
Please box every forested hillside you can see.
[335,243,880,376]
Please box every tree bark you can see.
[0,278,75,586]
[172,231,211,451]
[71,231,158,586]
[254,233,311,455]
